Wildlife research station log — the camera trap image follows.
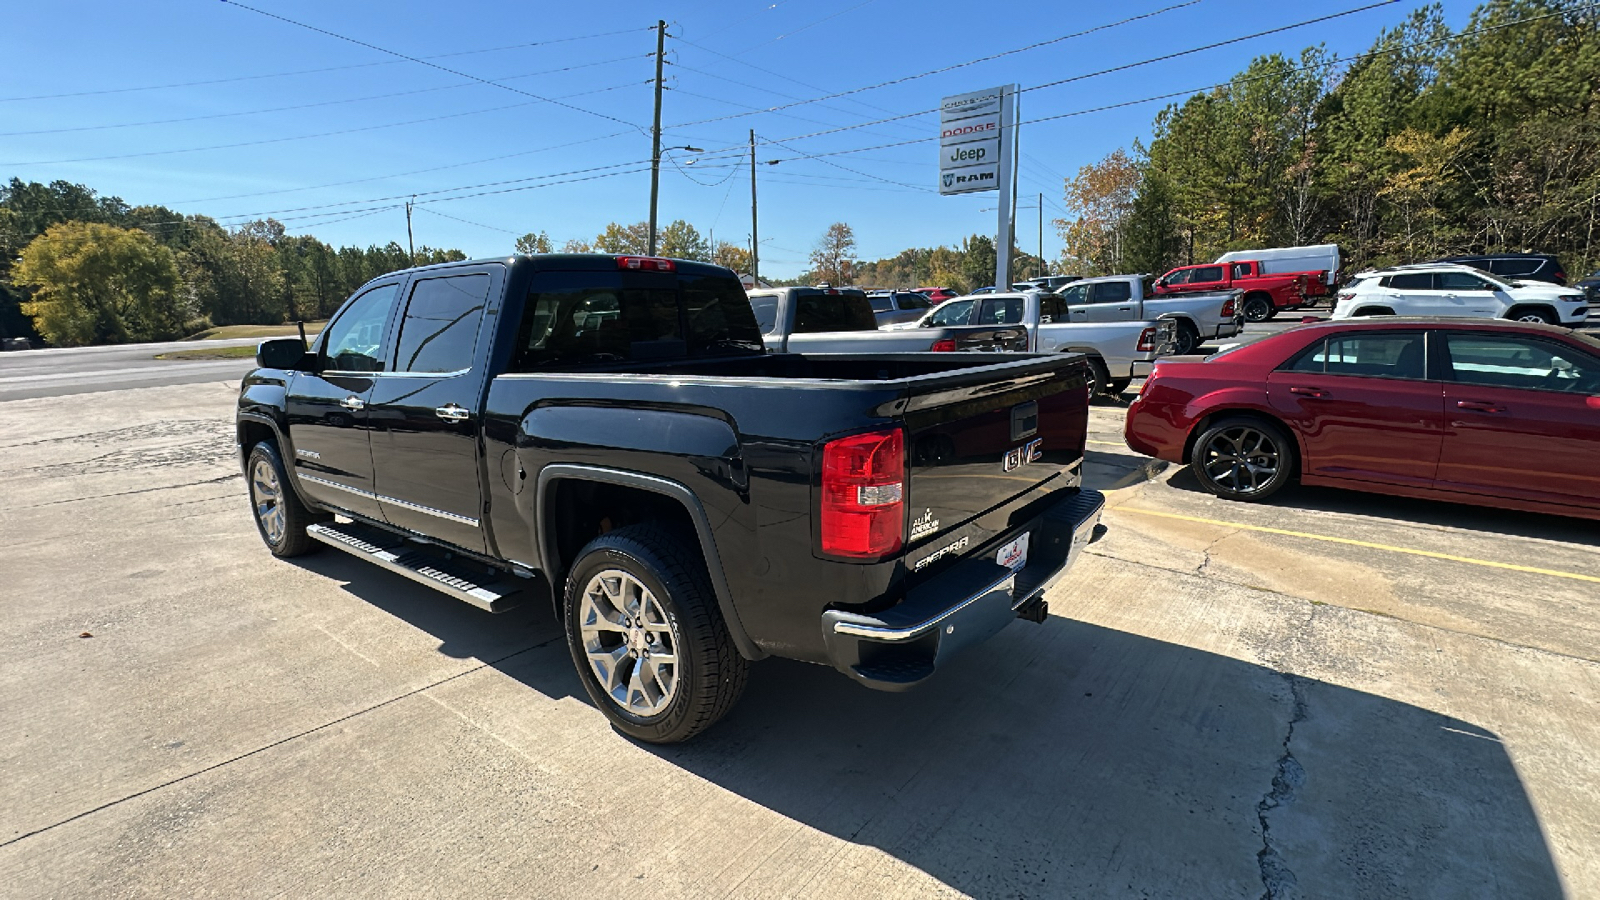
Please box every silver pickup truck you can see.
[1053,275,1242,355]
[748,287,1027,354]
[891,291,1176,395]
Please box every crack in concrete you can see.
[1195,528,1242,578]
[1256,673,1309,900]
[8,472,241,510]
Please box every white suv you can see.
[1332,263,1589,325]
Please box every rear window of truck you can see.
[512,270,763,369]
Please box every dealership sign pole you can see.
[939,84,1018,290]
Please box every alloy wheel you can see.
[251,457,286,544]
[1201,426,1281,495]
[578,569,680,717]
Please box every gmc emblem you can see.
[1002,438,1044,472]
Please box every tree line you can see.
[1057,0,1599,279]
[0,178,466,346]
[796,221,1051,291]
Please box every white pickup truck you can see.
[893,291,1177,395]
[1053,275,1243,355]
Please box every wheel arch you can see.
[237,412,322,510]
[1503,304,1557,323]
[535,464,763,660]
[1182,406,1302,476]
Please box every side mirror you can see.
[257,337,312,371]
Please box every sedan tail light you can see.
[930,338,958,352]
[820,429,904,558]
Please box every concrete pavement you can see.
[0,382,1595,898]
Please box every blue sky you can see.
[4,0,1478,278]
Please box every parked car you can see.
[865,290,933,327]
[239,253,1106,743]
[1124,317,1600,520]
[1153,259,1313,322]
[1216,244,1340,297]
[1053,274,1243,356]
[898,291,1176,396]
[1435,253,1567,286]
[1331,263,1588,326]
[1577,269,1600,302]
[916,287,962,304]
[969,286,999,295]
[747,286,1027,353]
[1028,275,1083,292]
[1,337,31,351]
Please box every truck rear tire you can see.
[1171,320,1201,356]
[1084,357,1111,399]
[247,441,324,558]
[564,523,749,744]
[1242,294,1274,323]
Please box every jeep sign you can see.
[939,86,1007,195]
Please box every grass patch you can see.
[154,345,262,361]
[182,322,324,341]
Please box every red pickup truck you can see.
[1152,260,1314,322]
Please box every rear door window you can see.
[393,274,491,373]
[1282,332,1425,379]
[1382,273,1437,290]
[1189,266,1224,284]
[1090,281,1132,303]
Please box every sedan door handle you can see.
[1456,400,1505,413]
[1289,386,1328,398]
[435,403,471,423]
[339,396,365,410]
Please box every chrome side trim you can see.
[832,570,1018,642]
[297,473,479,527]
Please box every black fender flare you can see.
[534,464,764,661]
[236,411,322,511]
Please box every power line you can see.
[760,134,933,193]
[665,1,1201,129]
[729,0,882,57]
[2,81,647,166]
[0,27,652,103]
[1,53,650,137]
[218,0,647,129]
[414,206,519,235]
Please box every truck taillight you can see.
[1221,297,1236,317]
[1137,327,1158,352]
[820,429,904,558]
[616,255,676,272]
[930,338,958,352]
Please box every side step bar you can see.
[307,522,523,613]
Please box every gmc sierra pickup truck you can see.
[237,254,1105,743]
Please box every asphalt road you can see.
[0,338,260,402]
[1,381,1595,898]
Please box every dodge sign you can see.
[939,87,1005,195]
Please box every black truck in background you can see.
[237,254,1104,742]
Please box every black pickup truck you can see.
[238,254,1105,742]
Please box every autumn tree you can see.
[658,220,710,261]
[593,221,650,254]
[15,222,185,345]
[809,222,857,284]
[712,241,752,273]
[1056,148,1142,274]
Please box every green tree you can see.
[658,220,710,261]
[515,231,553,254]
[712,241,752,273]
[15,222,185,345]
[593,221,650,254]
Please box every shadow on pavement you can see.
[299,551,1563,897]
[1163,465,1600,548]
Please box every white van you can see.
[1215,244,1341,285]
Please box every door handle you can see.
[1117,307,1132,312]
[1289,386,1328,398]
[435,403,471,423]
[1456,400,1505,413]
[339,396,365,410]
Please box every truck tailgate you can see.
[899,355,1089,581]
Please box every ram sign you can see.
[939,87,1005,195]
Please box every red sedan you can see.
[1124,318,1600,520]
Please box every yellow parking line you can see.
[1115,507,1600,585]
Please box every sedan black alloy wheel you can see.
[1200,425,1282,495]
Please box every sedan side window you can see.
[322,284,399,372]
[1445,334,1600,393]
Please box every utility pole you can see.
[647,19,666,256]
[749,129,759,284]
[405,196,415,263]
[1038,192,1044,279]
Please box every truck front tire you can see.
[247,441,324,558]
[564,524,749,744]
